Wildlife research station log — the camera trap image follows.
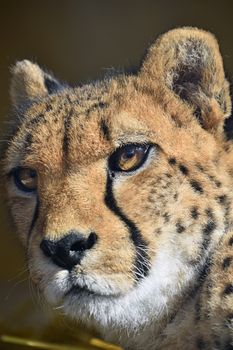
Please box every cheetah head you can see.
[3,28,233,337]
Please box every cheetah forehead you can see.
[3,82,149,170]
[5,80,222,176]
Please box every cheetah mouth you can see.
[66,284,96,297]
[65,281,121,299]
[42,267,127,305]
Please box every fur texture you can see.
[3,27,233,349]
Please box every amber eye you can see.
[109,144,152,173]
[12,167,38,193]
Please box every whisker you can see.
[4,276,29,302]
[7,266,29,282]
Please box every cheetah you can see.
[2,27,233,349]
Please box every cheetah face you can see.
[3,28,232,330]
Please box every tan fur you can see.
[3,27,233,349]
[11,60,49,106]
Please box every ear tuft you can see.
[10,60,63,108]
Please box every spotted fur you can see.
[2,27,233,349]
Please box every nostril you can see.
[70,240,86,252]
[40,239,56,257]
[86,232,98,250]
[69,232,98,252]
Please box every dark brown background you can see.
[0,0,233,343]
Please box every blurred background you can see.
[0,1,233,349]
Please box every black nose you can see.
[40,231,98,270]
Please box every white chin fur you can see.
[62,247,196,333]
[43,270,71,305]
[39,241,197,337]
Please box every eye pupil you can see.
[122,149,136,159]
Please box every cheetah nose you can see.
[40,231,98,270]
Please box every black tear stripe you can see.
[105,175,150,281]
[27,198,40,242]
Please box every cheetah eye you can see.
[12,167,38,193]
[109,144,152,173]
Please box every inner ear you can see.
[44,73,63,94]
[139,27,231,133]
[170,39,211,101]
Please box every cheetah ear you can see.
[140,27,231,132]
[10,60,64,108]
